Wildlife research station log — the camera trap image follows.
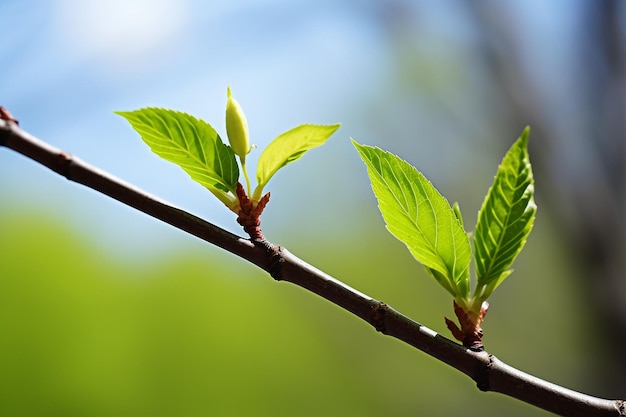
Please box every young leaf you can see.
[116,108,239,207]
[473,127,536,301]
[353,140,471,299]
[253,124,340,200]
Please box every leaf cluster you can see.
[116,90,339,215]
[116,90,534,345]
[353,127,536,314]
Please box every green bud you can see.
[225,87,252,162]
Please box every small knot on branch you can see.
[476,354,495,392]
[0,106,19,125]
[236,182,270,241]
[370,303,388,332]
[252,239,284,281]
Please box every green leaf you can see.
[116,108,239,207]
[353,140,471,299]
[253,124,340,200]
[474,127,536,301]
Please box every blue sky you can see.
[2,0,616,259]
[1,0,396,256]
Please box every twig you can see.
[1,118,623,417]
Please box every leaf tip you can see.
[323,123,342,136]
[351,139,375,157]
[520,125,531,145]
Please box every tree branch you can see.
[1,118,623,417]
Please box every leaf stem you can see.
[241,160,252,198]
[213,189,239,213]
[251,184,265,202]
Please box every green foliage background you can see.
[0,206,598,416]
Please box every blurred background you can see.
[1,0,624,416]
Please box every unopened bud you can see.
[225,87,252,162]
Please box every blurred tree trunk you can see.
[465,0,626,396]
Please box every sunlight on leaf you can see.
[116,108,239,208]
[353,140,471,299]
[473,127,536,301]
[253,124,340,200]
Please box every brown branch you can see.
[1,118,623,417]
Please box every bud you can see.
[225,87,252,162]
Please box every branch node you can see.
[253,239,284,281]
[617,400,625,417]
[369,302,387,332]
[445,300,488,350]
[476,353,494,392]
[54,151,73,180]
[0,106,19,125]
[236,182,270,240]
